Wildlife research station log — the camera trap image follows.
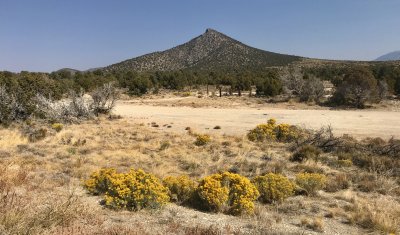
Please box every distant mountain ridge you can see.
[55,68,81,74]
[104,28,301,72]
[375,51,400,61]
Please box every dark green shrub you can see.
[291,145,321,162]
[330,67,378,108]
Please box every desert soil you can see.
[115,97,400,139]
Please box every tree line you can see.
[1,63,400,122]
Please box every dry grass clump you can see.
[51,223,147,235]
[194,134,211,146]
[346,196,400,234]
[295,173,326,196]
[336,159,353,167]
[290,163,325,174]
[51,122,64,132]
[300,217,324,232]
[351,153,400,176]
[0,128,28,148]
[159,140,171,150]
[325,173,351,192]
[352,172,400,196]
[0,162,95,235]
[27,127,48,142]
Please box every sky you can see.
[0,0,399,72]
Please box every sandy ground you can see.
[115,99,400,139]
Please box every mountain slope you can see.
[104,29,301,72]
[375,51,400,61]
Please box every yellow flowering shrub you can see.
[163,175,196,204]
[84,168,117,195]
[247,118,300,142]
[196,172,259,215]
[295,173,326,196]
[196,174,228,211]
[104,169,169,210]
[247,119,277,142]
[252,173,295,203]
[194,134,211,146]
[51,123,64,132]
[275,123,300,142]
[84,168,169,211]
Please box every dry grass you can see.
[300,217,324,232]
[346,196,400,233]
[0,128,28,148]
[0,163,95,234]
[0,117,399,234]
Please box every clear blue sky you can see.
[1,0,399,72]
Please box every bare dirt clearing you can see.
[115,99,400,139]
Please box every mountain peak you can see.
[205,28,219,34]
[202,28,227,39]
[105,29,300,72]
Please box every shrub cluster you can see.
[299,76,325,103]
[85,169,330,215]
[330,67,379,108]
[361,137,400,158]
[252,173,294,204]
[0,85,30,125]
[291,125,400,176]
[36,83,120,122]
[0,70,120,125]
[196,172,259,215]
[247,118,300,142]
[84,168,169,211]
